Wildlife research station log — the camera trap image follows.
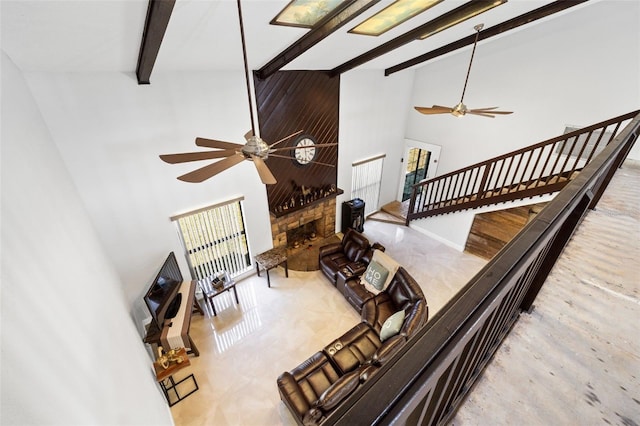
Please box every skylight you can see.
[349,0,444,37]
[271,0,348,28]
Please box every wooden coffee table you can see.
[255,247,288,287]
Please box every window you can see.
[402,147,430,201]
[171,197,251,281]
[351,154,385,217]
[557,126,614,160]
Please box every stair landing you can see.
[367,200,409,225]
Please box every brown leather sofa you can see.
[277,267,428,425]
[318,228,383,285]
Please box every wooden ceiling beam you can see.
[384,0,589,76]
[136,0,176,85]
[329,0,500,77]
[255,0,381,80]
[329,0,588,77]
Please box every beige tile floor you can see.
[168,220,487,426]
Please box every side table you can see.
[254,247,288,287]
[153,348,199,406]
[197,272,238,316]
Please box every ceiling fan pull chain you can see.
[459,23,483,104]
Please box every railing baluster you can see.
[496,157,513,196]
[463,168,473,201]
[508,153,525,193]
[478,163,492,199]
[558,135,579,177]
[405,110,638,221]
[432,179,441,209]
[569,130,594,175]
[547,138,567,182]
[489,159,504,197]
[450,173,460,204]
[526,146,543,186]
[516,150,533,191]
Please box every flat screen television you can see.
[143,252,183,329]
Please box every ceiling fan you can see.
[414,23,513,118]
[160,0,336,185]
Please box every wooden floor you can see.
[367,200,408,224]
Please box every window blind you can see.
[351,154,385,217]
[171,197,251,280]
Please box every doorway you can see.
[398,139,441,202]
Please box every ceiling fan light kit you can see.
[414,22,513,119]
[159,0,336,185]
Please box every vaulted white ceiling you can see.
[2,0,587,76]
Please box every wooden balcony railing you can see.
[406,110,640,224]
[321,109,639,425]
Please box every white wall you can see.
[13,0,639,315]
[406,0,640,246]
[406,0,640,177]
[1,52,172,425]
[338,69,414,229]
[23,70,274,309]
[409,194,557,251]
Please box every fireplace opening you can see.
[286,220,322,250]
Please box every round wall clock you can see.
[293,136,316,165]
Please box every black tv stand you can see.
[143,281,199,357]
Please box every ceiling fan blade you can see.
[469,107,513,115]
[269,142,338,153]
[244,129,254,141]
[469,106,498,111]
[250,155,277,185]
[466,111,496,118]
[159,150,237,164]
[268,129,304,148]
[195,137,244,150]
[414,106,452,115]
[468,109,513,115]
[176,153,245,183]
[268,153,336,167]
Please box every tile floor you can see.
[168,220,487,425]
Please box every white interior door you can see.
[397,139,441,202]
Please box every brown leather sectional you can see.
[277,229,428,425]
[318,228,385,312]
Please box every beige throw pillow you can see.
[361,249,399,294]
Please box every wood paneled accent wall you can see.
[254,70,340,212]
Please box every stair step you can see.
[367,211,405,225]
[380,201,408,221]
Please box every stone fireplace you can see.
[270,197,337,249]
